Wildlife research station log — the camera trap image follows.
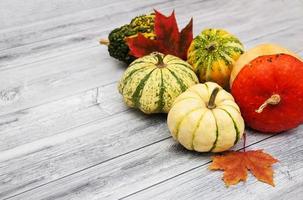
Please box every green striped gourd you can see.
[167,82,244,152]
[187,29,244,89]
[118,52,199,114]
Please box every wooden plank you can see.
[0,0,122,30]
[0,0,189,51]
[0,109,168,199]
[0,0,209,68]
[1,0,302,69]
[0,0,199,69]
[124,127,303,200]
[0,82,128,151]
[0,1,302,117]
[0,47,125,116]
[1,130,274,200]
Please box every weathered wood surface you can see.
[125,127,303,200]
[0,0,302,199]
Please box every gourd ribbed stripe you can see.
[191,110,207,150]
[132,69,156,107]
[157,69,165,112]
[175,107,201,140]
[169,65,197,83]
[209,110,219,152]
[167,68,187,92]
[219,108,240,145]
[121,66,149,94]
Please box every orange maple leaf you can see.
[209,150,278,186]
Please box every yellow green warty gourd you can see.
[187,29,244,89]
[105,13,155,64]
[167,82,245,152]
[118,52,199,114]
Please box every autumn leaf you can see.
[126,9,193,60]
[209,150,278,186]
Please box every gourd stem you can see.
[207,87,220,109]
[206,42,217,51]
[154,52,166,68]
[100,39,110,46]
[255,94,281,113]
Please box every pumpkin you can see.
[231,54,303,133]
[118,52,199,114]
[167,82,245,152]
[187,28,244,89]
[230,43,303,87]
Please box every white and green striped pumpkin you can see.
[167,82,244,152]
[187,28,244,89]
[118,52,199,114]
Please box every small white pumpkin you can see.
[167,82,244,152]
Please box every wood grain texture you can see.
[1,0,302,69]
[0,110,168,199]
[0,82,128,151]
[125,126,303,200]
[3,130,271,200]
[0,47,124,116]
[0,0,123,30]
[0,0,302,200]
[0,0,194,67]
[0,0,167,49]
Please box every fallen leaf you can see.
[126,9,193,60]
[209,150,278,186]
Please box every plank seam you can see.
[119,134,278,199]
[3,136,172,200]
[3,133,278,200]
[0,0,189,52]
[0,81,117,117]
[2,19,302,72]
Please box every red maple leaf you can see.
[126,10,193,60]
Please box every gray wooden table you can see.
[0,0,302,199]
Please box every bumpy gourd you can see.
[105,13,155,64]
[118,52,199,114]
[187,29,244,89]
[168,82,244,152]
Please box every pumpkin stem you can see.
[255,94,281,113]
[207,87,220,109]
[153,52,166,68]
[100,39,109,46]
